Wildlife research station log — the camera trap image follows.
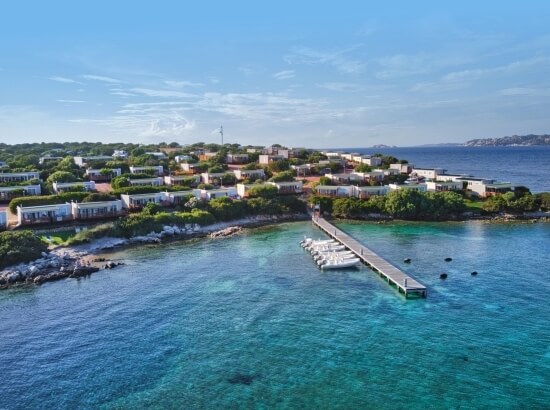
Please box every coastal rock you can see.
[71,266,99,277]
[209,226,242,239]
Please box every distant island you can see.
[464,134,550,147]
[371,144,397,148]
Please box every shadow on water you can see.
[227,372,260,385]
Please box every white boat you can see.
[310,245,345,254]
[313,250,354,261]
[302,239,336,249]
[316,253,357,264]
[319,258,361,270]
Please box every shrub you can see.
[0,230,47,269]
[9,192,89,213]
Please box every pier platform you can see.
[312,217,427,298]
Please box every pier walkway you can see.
[312,217,427,298]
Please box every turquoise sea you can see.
[0,221,549,409]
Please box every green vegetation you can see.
[482,191,537,213]
[115,209,215,238]
[269,170,295,182]
[0,230,47,269]
[9,192,90,213]
[312,190,465,220]
[248,184,278,198]
[40,230,76,245]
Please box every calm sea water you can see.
[1,221,549,409]
[347,146,550,193]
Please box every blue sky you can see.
[1,1,550,147]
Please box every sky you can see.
[1,1,550,148]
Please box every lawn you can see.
[40,230,77,245]
[464,199,484,211]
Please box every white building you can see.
[200,172,227,184]
[259,154,285,165]
[411,168,446,180]
[0,185,42,201]
[233,169,265,181]
[0,171,40,183]
[456,177,516,198]
[390,163,413,174]
[315,185,354,198]
[120,192,167,209]
[388,183,427,192]
[85,168,122,181]
[17,203,73,226]
[52,181,96,194]
[291,164,313,176]
[165,190,196,205]
[112,150,128,159]
[236,183,254,198]
[164,175,200,186]
[129,165,164,176]
[71,200,124,220]
[128,177,164,187]
[435,174,470,182]
[200,187,238,200]
[267,181,303,194]
[353,186,389,199]
[73,156,113,167]
[180,163,198,173]
[226,153,249,164]
[425,181,463,192]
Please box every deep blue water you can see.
[343,146,550,193]
[0,221,549,409]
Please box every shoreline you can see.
[1,211,548,290]
[0,213,310,289]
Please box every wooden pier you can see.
[312,217,427,298]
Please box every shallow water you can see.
[0,221,549,409]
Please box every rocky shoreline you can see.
[0,213,309,289]
[2,211,546,290]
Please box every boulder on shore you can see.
[209,226,242,239]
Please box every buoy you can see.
[444,257,453,262]
[403,258,411,263]
[440,273,448,279]
[471,271,478,276]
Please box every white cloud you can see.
[209,77,220,84]
[49,76,83,84]
[411,56,550,93]
[129,88,195,98]
[284,45,366,74]
[273,70,296,80]
[317,82,363,92]
[164,80,204,88]
[110,88,138,97]
[56,99,86,103]
[82,74,121,83]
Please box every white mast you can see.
[219,125,224,146]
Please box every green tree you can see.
[268,159,290,173]
[354,164,372,173]
[111,176,131,189]
[270,170,295,182]
[46,171,78,185]
[0,230,48,269]
[248,184,278,199]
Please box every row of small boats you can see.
[300,237,361,270]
